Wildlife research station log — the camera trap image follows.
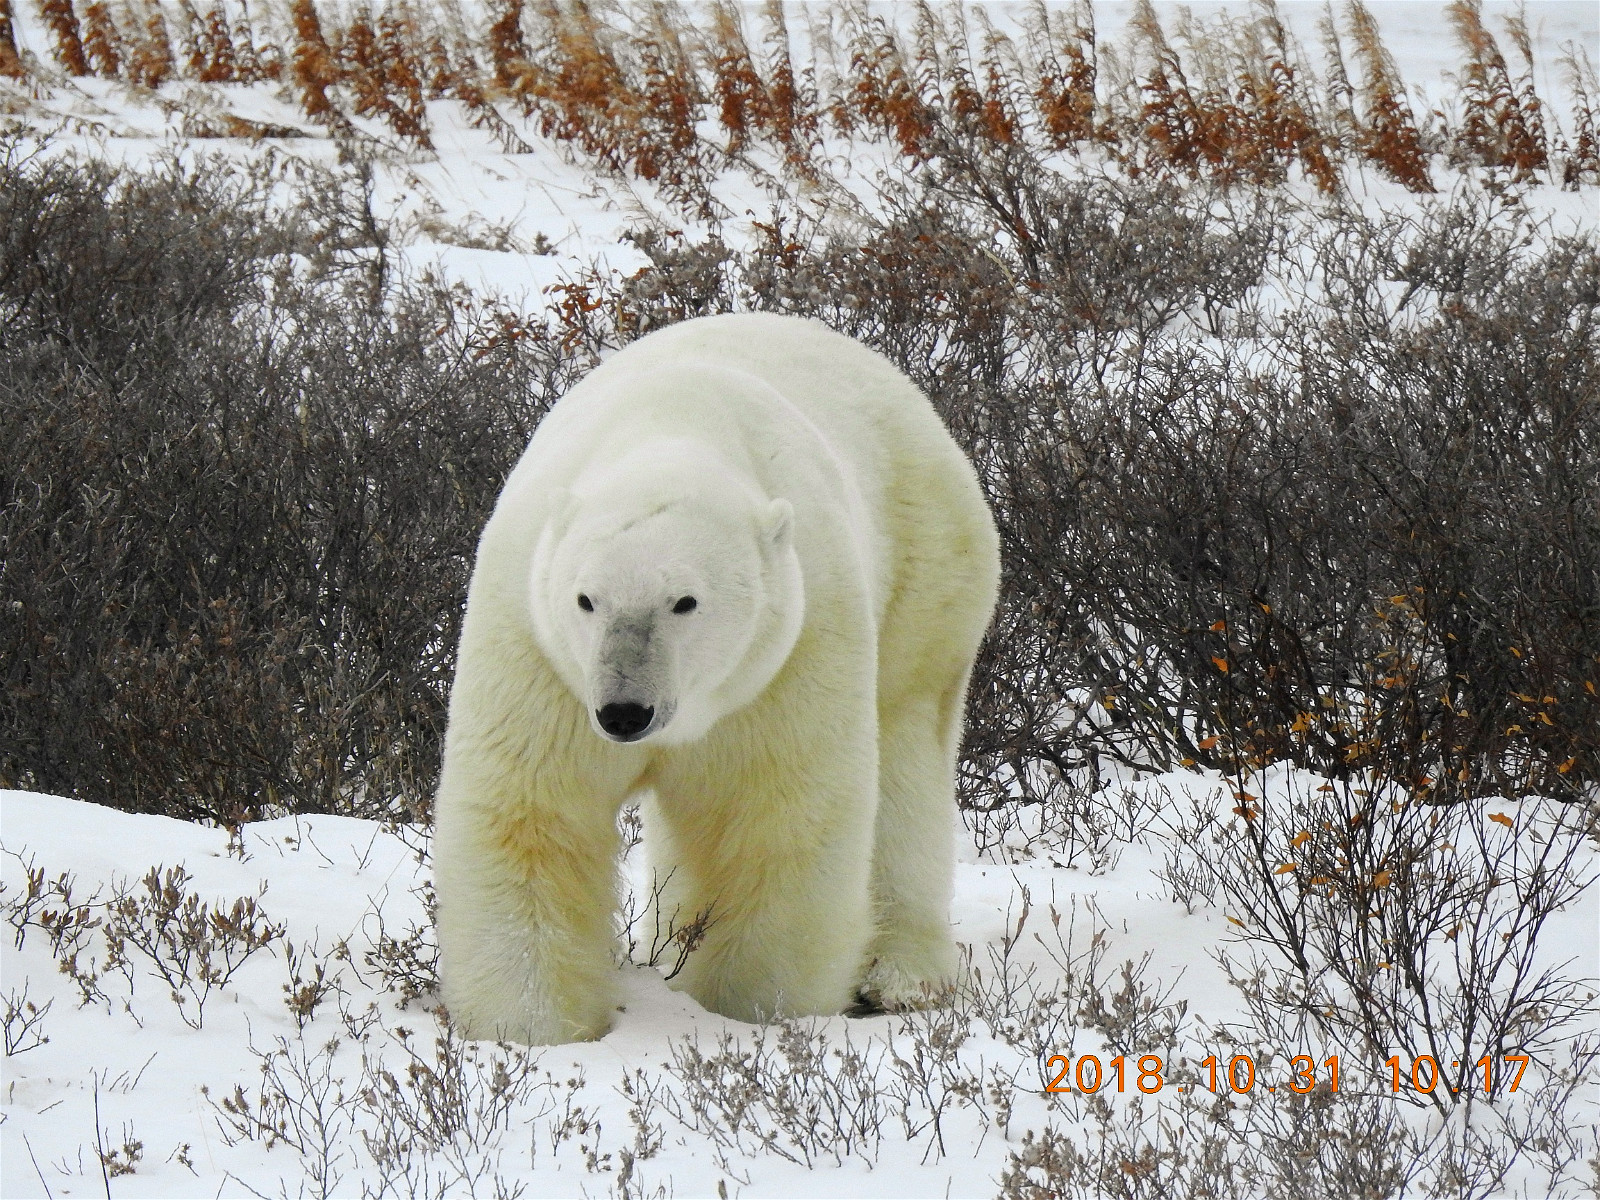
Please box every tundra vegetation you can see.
[1,1,1596,1196]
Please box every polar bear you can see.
[433,312,999,1045]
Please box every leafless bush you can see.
[735,172,1595,816]
[660,1018,888,1169]
[101,864,283,1029]
[209,1011,603,1197]
[357,1025,542,1198]
[2,982,51,1055]
[997,1090,1257,1200]
[360,879,440,1006]
[615,866,717,981]
[573,158,1590,824]
[959,886,1107,1084]
[1199,773,1597,1113]
[1,146,570,824]
[210,1034,351,1199]
[880,1005,983,1161]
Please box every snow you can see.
[5,774,1593,1197]
[2,1,1598,1195]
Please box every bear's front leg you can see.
[433,655,644,1045]
[434,795,621,1044]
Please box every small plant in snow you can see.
[209,1034,350,1200]
[2,982,51,1055]
[102,864,283,1029]
[283,938,345,1032]
[362,879,439,1006]
[616,866,718,980]
[661,1018,887,1169]
[357,1023,542,1199]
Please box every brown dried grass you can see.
[1448,0,1547,180]
[0,4,22,80]
[6,1,1590,206]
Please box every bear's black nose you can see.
[597,702,654,740]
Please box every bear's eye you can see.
[672,596,697,614]
[577,594,593,612]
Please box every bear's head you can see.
[529,457,804,746]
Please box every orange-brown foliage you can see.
[518,1,636,171]
[1129,0,1218,177]
[81,2,123,76]
[837,16,934,160]
[1,0,1584,202]
[632,3,703,184]
[758,0,819,171]
[1027,0,1098,148]
[1448,0,1546,180]
[377,6,431,147]
[0,0,24,80]
[289,0,340,121]
[1346,0,1434,191]
[709,0,769,153]
[186,1,239,83]
[1559,42,1600,187]
[124,2,175,88]
[41,0,91,76]
[320,3,430,146]
[1241,1,1339,192]
[485,0,527,92]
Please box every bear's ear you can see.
[762,498,794,552]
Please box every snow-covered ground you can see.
[4,772,1595,1197]
[3,2,1598,1196]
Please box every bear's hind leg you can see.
[858,681,966,1012]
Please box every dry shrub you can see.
[0,149,569,822]
[125,4,175,89]
[177,0,232,83]
[0,0,24,80]
[336,4,431,148]
[6,2,1587,202]
[497,0,715,207]
[1024,0,1099,149]
[1560,42,1600,188]
[79,1,122,77]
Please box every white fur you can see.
[433,313,1000,1044]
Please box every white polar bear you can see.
[433,312,999,1045]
